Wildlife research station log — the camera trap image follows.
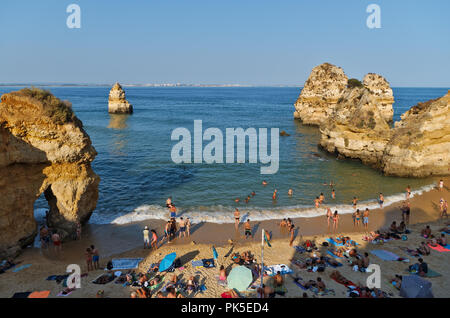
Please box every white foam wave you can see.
[89,183,435,225]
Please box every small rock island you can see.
[108,82,133,114]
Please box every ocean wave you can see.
[88,183,435,225]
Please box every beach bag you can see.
[402,235,408,241]
[322,242,329,247]
[106,261,113,270]
[174,258,182,268]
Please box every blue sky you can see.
[0,0,449,86]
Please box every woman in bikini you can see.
[355,209,361,227]
[332,211,339,233]
[326,208,333,229]
[406,186,411,199]
[234,208,240,231]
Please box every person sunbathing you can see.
[273,271,284,287]
[149,275,162,286]
[421,225,432,238]
[417,242,431,255]
[428,237,438,247]
[438,234,447,246]
[167,286,184,298]
[186,276,197,292]
[325,257,340,267]
[257,284,275,298]
[390,274,402,289]
[330,270,352,285]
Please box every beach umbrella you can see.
[400,275,433,298]
[227,266,253,291]
[159,252,177,272]
[212,246,218,260]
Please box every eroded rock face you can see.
[0,88,100,258]
[382,91,450,177]
[108,82,133,114]
[294,64,394,125]
[320,88,450,177]
[319,86,392,168]
[293,63,348,125]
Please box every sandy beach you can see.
[0,177,448,298]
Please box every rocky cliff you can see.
[0,88,100,258]
[108,82,133,114]
[382,91,450,177]
[293,63,348,125]
[320,88,450,177]
[293,63,394,125]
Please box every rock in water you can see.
[293,63,394,125]
[0,88,100,258]
[293,63,348,125]
[320,88,450,177]
[108,82,133,114]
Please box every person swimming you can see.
[288,188,293,196]
[262,180,268,186]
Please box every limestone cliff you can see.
[0,88,100,258]
[108,82,133,114]
[382,91,450,177]
[293,63,348,125]
[320,89,450,177]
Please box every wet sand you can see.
[0,178,448,298]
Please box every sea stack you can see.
[108,82,133,114]
[0,88,100,258]
[293,63,394,125]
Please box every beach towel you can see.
[191,260,204,268]
[330,275,356,288]
[371,249,402,261]
[202,258,215,268]
[326,238,344,246]
[28,290,50,298]
[406,268,442,278]
[428,244,450,252]
[216,276,227,287]
[57,289,74,297]
[264,264,293,276]
[92,273,115,284]
[293,246,306,253]
[108,258,143,270]
[149,278,165,291]
[327,250,343,259]
[399,247,421,258]
[221,291,233,298]
[292,277,308,290]
[11,292,32,298]
[12,264,32,273]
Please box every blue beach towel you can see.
[371,249,401,261]
[263,264,293,276]
[326,238,344,246]
[12,264,32,273]
[191,260,203,267]
[109,258,143,270]
[293,246,306,253]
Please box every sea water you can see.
[1,86,447,224]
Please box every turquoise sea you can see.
[1,86,447,224]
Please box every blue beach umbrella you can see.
[159,252,177,272]
[227,266,253,291]
[212,246,218,260]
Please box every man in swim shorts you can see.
[244,219,252,239]
[91,245,100,269]
[179,217,187,238]
[363,208,370,230]
[169,205,177,218]
[379,193,384,208]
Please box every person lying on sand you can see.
[167,286,184,298]
[330,270,352,285]
[257,284,275,298]
[219,265,227,281]
[186,276,198,292]
[417,242,431,256]
[273,271,284,287]
[421,225,432,238]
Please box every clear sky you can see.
[0,0,449,86]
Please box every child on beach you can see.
[85,247,93,271]
[314,197,320,208]
[91,245,99,270]
[379,193,384,208]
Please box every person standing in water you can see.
[352,197,358,210]
[288,189,293,196]
[379,193,384,208]
[406,186,411,199]
[272,189,277,201]
[151,230,158,249]
[143,226,150,249]
[331,189,336,200]
[319,193,325,204]
[262,180,268,186]
[439,179,444,192]
[234,208,240,231]
[314,197,320,208]
[169,205,177,218]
